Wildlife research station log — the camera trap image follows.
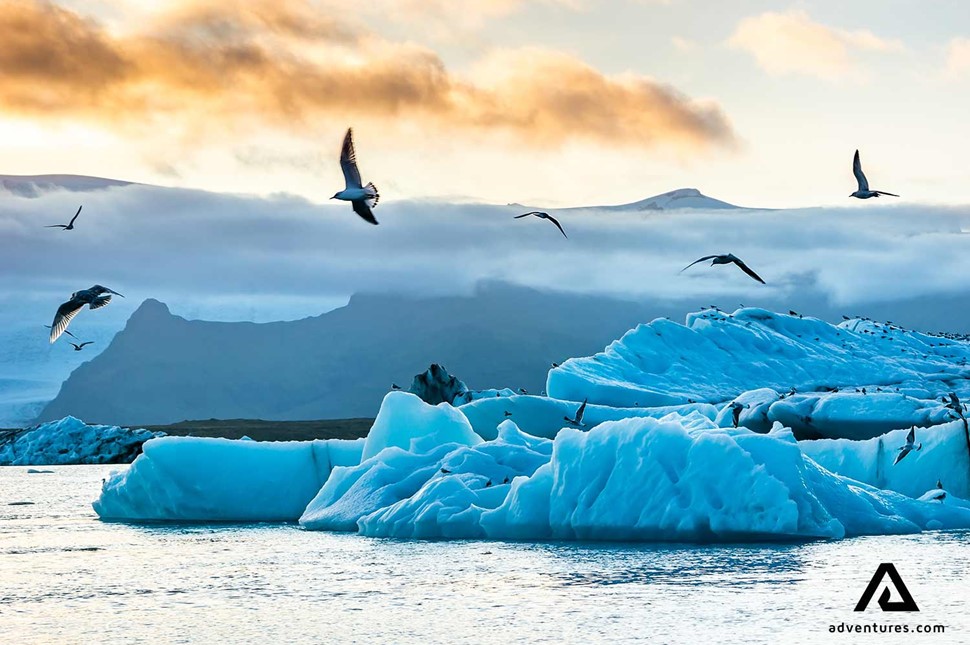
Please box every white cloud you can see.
[728,10,904,80]
[945,38,970,76]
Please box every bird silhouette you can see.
[564,398,587,427]
[850,150,898,199]
[45,205,82,230]
[514,211,567,238]
[49,285,124,343]
[893,427,922,465]
[68,341,94,351]
[681,254,766,284]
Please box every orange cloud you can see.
[728,10,903,80]
[0,0,736,150]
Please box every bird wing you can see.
[906,426,915,443]
[351,200,379,225]
[576,398,587,423]
[680,256,719,273]
[875,191,899,197]
[853,150,869,191]
[68,205,82,226]
[50,300,84,343]
[89,295,112,310]
[44,224,67,228]
[730,256,766,284]
[340,128,363,190]
[893,446,911,465]
[546,214,568,239]
[514,213,534,219]
[79,341,94,348]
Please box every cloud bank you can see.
[0,0,735,151]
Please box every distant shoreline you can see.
[1,418,375,443]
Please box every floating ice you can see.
[549,309,970,410]
[95,436,364,522]
[0,416,162,466]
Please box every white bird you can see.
[850,150,898,199]
[681,254,766,284]
[893,426,922,465]
[564,398,587,427]
[332,128,380,225]
[49,285,124,343]
[514,211,567,238]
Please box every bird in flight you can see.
[850,150,898,199]
[49,285,124,343]
[514,211,567,238]
[45,205,82,230]
[69,341,94,351]
[564,398,587,427]
[332,128,380,225]
[681,254,766,284]
[892,426,922,465]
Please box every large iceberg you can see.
[0,416,162,466]
[92,310,970,543]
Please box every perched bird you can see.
[551,362,560,368]
[48,285,124,343]
[729,401,748,428]
[45,205,82,230]
[681,254,766,284]
[518,388,528,395]
[391,384,401,390]
[514,211,567,239]
[485,480,492,488]
[850,150,898,199]
[44,324,77,341]
[441,468,451,474]
[503,476,510,484]
[332,128,380,225]
[937,479,943,489]
[564,398,587,427]
[69,341,94,351]
[893,427,922,465]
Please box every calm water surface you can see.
[1,466,967,644]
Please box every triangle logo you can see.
[854,563,919,612]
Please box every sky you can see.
[1,0,969,207]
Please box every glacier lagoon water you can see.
[2,466,968,644]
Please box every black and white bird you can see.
[850,150,898,199]
[332,128,380,225]
[893,426,922,465]
[48,285,124,343]
[564,398,587,427]
[45,205,82,230]
[729,401,748,428]
[514,211,567,238]
[69,341,94,351]
[681,254,766,284]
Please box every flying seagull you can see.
[69,341,94,351]
[514,211,567,239]
[49,285,124,343]
[45,206,82,230]
[893,426,922,465]
[564,398,587,427]
[44,324,77,341]
[681,254,766,284]
[850,150,898,199]
[332,128,380,225]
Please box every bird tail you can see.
[364,182,379,209]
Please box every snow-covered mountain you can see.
[538,187,748,212]
[0,174,133,197]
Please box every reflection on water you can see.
[1,466,968,644]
